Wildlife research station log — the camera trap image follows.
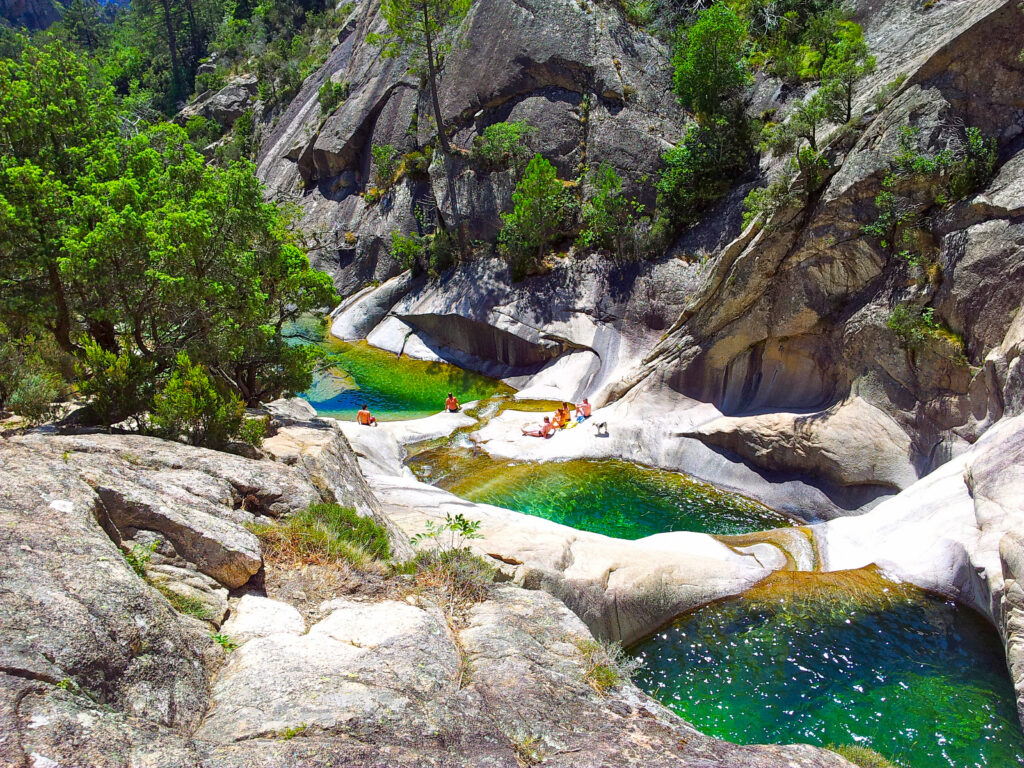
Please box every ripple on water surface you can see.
[630,571,1024,768]
[425,456,794,538]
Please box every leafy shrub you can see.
[742,180,797,229]
[123,541,157,578]
[76,343,155,429]
[656,117,752,228]
[406,512,493,613]
[7,371,62,425]
[249,502,392,568]
[150,353,256,450]
[195,69,226,93]
[210,632,239,651]
[400,146,434,178]
[498,154,574,279]
[391,231,424,271]
[471,121,535,171]
[886,304,964,361]
[577,163,646,259]
[317,79,349,114]
[371,143,401,189]
[184,115,222,151]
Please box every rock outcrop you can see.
[0,425,856,767]
[0,0,60,29]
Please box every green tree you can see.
[0,41,337,429]
[672,4,750,120]
[369,0,473,250]
[656,117,750,227]
[498,154,568,279]
[471,120,535,171]
[822,26,877,123]
[789,89,831,151]
[577,163,644,259]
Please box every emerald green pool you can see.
[288,318,512,421]
[420,456,794,538]
[630,572,1024,768]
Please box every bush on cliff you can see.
[498,154,576,279]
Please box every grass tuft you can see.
[827,744,899,768]
[210,632,239,652]
[572,637,643,695]
[248,503,391,568]
[155,583,211,620]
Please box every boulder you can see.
[220,594,306,644]
[681,397,921,491]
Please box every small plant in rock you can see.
[123,541,157,578]
[276,723,309,740]
[156,584,211,621]
[371,143,401,190]
[249,502,392,568]
[210,632,239,652]
[317,79,349,114]
[826,744,898,768]
[470,120,535,172]
[572,637,643,695]
[406,513,494,614]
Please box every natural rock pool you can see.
[630,570,1024,768]
[290,319,512,421]
[414,452,794,537]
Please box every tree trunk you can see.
[46,262,74,355]
[423,4,468,256]
[159,0,184,97]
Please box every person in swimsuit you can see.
[445,393,461,412]
[356,404,377,427]
[522,417,555,438]
[554,403,572,428]
[575,398,592,422]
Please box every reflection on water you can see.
[630,570,1024,768]
[412,454,794,538]
[288,317,512,421]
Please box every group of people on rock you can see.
[356,391,604,438]
[521,399,593,438]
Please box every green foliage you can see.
[0,42,338,434]
[656,117,751,228]
[864,125,998,265]
[742,180,797,229]
[123,541,158,578]
[0,326,64,423]
[470,120,535,171]
[577,163,646,259]
[886,304,965,361]
[210,632,239,651]
[391,231,426,271]
[573,637,643,695]
[75,344,156,429]
[827,744,898,768]
[156,583,211,619]
[371,143,401,189]
[184,114,222,151]
[368,0,472,64]
[821,25,876,123]
[671,4,750,119]
[411,511,483,550]
[249,503,392,568]
[498,154,573,279]
[872,75,907,113]
[150,353,257,450]
[317,78,349,114]
[276,723,308,740]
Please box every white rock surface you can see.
[220,595,306,645]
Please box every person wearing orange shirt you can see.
[356,404,377,427]
[445,392,461,412]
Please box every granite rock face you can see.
[0,428,855,768]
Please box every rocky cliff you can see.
[0,0,61,30]
[272,0,1024,514]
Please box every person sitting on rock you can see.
[356,404,377,427]
[553,403,572,428]
[575,398,592,422]
[522,417,555,438]
[445,392,461,413]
